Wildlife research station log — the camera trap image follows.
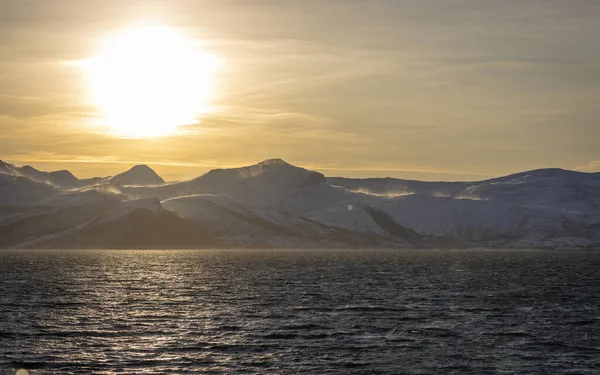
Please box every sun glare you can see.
[84,25,218,138]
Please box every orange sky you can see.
[1,0,599,181]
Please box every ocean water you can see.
[0,250,599,375]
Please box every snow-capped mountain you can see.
[1,158,599,249]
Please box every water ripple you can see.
[0,249,599,374]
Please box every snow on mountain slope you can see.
[110,165,165,186]
[330,168,600,215]
[161,191,395,247]
[16,165,80,188]
[462,169,600,214]
[327,177,465,197]
[0,160,18,176]
[123,159,334,208]
[372,194,592,241]
[482,168,600,185]
[0,160,107,189]
[0,196,120,248]
[41,188,123,208]
[14,205,216,250]
[302,201,389,236]
[1,194,216,249]
[177,159,328,207]
[96,197,163,224]
[0,173,58,207]
[142,160,385,235]
[162,194,297,240]
[2,159,600,249]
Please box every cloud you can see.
[301,163,494,179]
[5,149,496,182]
[181,106,364,146]
[1,0,599,181]
[574,160,600,172]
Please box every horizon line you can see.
[3,157,599,183]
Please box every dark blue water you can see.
[0,250,599,374]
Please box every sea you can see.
[0,249,598,374]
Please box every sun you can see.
[84,25,218,138]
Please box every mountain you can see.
[0,160,105,189]
[1,158,599,250]
[327,177,465,197]
[0,160,17,176]
[16,165,80,188]
[0,173,57,207]
[123,158,331,208]
[329,168,600,215]
[110,165,165,186]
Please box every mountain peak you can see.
[21,165,38,172]
[130,164,153,171]
[484,167,598,185]
[185,158,327,207]
[257,158,290,166]
[204,159,296,177]
[49,169,77,179]
[110,165,165,186]
[0,160,15,175]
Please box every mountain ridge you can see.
[1,158,599,250]
[110,165,166,186]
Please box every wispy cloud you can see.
[1,0,599,180]
[302,164,494,179]
[574,160,600,172]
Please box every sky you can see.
[1,0,599,181]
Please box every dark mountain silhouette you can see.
[110,165,165,186]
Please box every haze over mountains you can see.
[1,158,599,250]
